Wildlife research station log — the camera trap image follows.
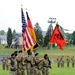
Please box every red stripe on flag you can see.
[22,28,35,52]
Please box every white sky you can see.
[0,0,75,33]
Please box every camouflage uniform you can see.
[16,50,25,75]
[9,53,17,75]
[1,57,6,70]
[5,57,9,70]
[34,53,42,75]
[21,56,26,75]
[66,56,70,67]
[42,54,51,75]
[26,53,34,75]
[26,50,35,75]
[71,56,75,67]
[60,56,64,67]
[57,56,60,68]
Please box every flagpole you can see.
[48,17,56,63]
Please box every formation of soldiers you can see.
[1,57,10,70]
[57,56,75,68]
[1,49,52,75]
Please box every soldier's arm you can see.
[48,59,52,68]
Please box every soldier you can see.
[66,56,70,67]
[5,57,9,70]
[71,56,75,67]
[60,56,64,67]
[16,50,25,75]
[57,56,60,68]
[42,54,52,75]
[34,53,42,75]
[1,57,6,70]
[21,56,26,75]
[9,53,17,75]
[26,49,34,75]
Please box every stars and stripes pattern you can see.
[21,8,35,52]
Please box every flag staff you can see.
[48,17,56,63]
[21,4,23,7]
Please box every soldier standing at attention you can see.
[60,56,64,67]
[71,56,75,67]
[57,56,60,68]
[66,56,70,67]
[9,53,17,75]
[5,57,9,70]
[42,54,52,75]
[1,57,6,70]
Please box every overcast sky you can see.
[0,0,75,33]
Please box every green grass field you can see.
[0,45,75,75]
[0,63,75,75]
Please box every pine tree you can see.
[34,22,43,46]
[72,31,75,45]
[12,29,16,39]
[7,27,13,48]
[43,24,53,47]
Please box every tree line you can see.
[0,22,75,48]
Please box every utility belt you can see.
[10,68,17,71]
[44,66,49,68]
[26,60,31,63]
[44,66,52,68]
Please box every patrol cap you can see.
[11,53,14,56]
[35,53,39,56]
[14,53,17,56]
[14,51,18,54]
[19,50,22,53]
[44,54,48,58]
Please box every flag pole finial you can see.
[56,22,59,27]
[21,4,23,7]
[26,8,27,11]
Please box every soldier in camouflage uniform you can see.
[16,50,25,75]
[5,57,9,70]
[57,56,61,68]
[60,56,64,67]
[22,56,26,75]
[9,53,17,75]
[42,54,52,75]
[1,57,6,70]
[34,53,42,75]
[66,56,70,67]
[71,56,75,67]
[26,49,34,75]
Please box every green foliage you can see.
[12,29,16,39]
[7,27,13,48]
[0,30,5,35]
[34,22,43,46]
[72,31,75,45]
[65,33,72,44]
[43,24,53,47]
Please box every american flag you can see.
[21,8,35,52]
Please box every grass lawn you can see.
[0,65,9,75]
[0,45,75,75]
[0,63,75,75]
